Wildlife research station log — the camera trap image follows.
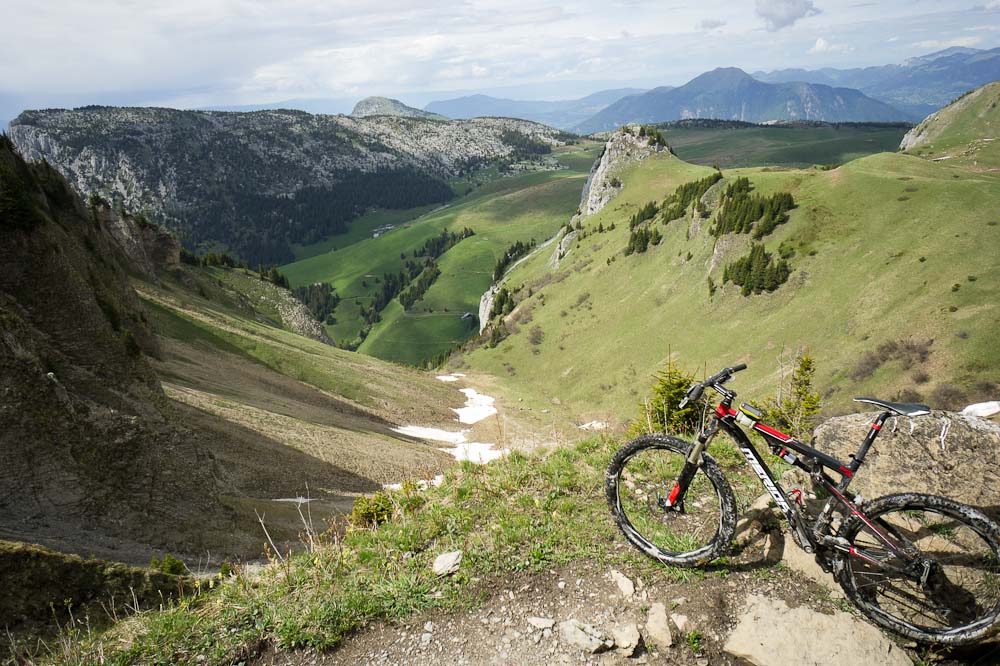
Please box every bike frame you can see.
[676,389,915,568]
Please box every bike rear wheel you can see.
[606,435,737,567]
[836,493,1000,645]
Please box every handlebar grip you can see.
[732,363,747,372]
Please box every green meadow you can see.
[663,123,909,169]
[462,146,1000,426]
[281,143,603,361]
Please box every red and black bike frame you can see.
[670,387,912,565]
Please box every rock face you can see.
[812,411,1000,513]
[579,128,667,216]
[724,595,911,666]
[351,96,445,120]
[9,107,567,264]
[100,204,181,278]
[0,138,236,560]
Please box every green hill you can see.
[900,80,1000,168]
[660,121,910,169]
[280,143,603,364]
[459,135,1000,428]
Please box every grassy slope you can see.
[280,144,602,362]
[460,148,1000,428]
[665,124,908,169]
[136,266,461,491]
[45,435,771,665]
[902,81,1000,168]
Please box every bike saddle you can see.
[854,397,931,417]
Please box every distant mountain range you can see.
[423,89,647,130]
[754,47,1000,119]
[573,68,911,134]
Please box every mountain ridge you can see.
[574,67,912,134]
[754,47,1000,119]
[424,88,647,129]
[9,107,570,264]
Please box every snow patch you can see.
[392,425,469,444]
[441,442,507,464]
[454,388,497,424]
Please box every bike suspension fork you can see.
[664,420,719,509]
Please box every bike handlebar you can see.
[678,363,748,408]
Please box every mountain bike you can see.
[605,363,1000,646]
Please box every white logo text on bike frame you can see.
[739,447,792,512]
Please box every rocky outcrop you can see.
[812,411,1000,512]
[351,96,444,120]
[579,128,667,216]
[724,595,911,666]
[547,229,577,269]
[102,206,181,278]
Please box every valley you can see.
[3,58,1000,666]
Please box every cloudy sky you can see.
[2,0,998,123]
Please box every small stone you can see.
[543,628,552,639]
[671,613,689,634]
[432,550,462,576]
[612,623,643,657]
[424,621,434,632]
[558,581,567,589]
[528,616,556,629]
[645,603,673,648]
[420,632,432,645]
[610,570,635,599]
[559,619,613,654]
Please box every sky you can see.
[2,0,999,125]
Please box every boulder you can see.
[811,412,1000,515]
[724,595,911,666]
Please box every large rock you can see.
[812,412,1000,514]
[724,595,911,666]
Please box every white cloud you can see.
[755,0,820,31]
[912,36,983,49]
[808,37,853,54]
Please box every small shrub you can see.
[897,196,909,202]
[350,492,393,528]
[150,553,187,576]
[949,305,958,312]
[951,284,960,292]
[931,384,966,410]
[912,369,930,384]
[631,358,700,436]
[968,275,977,282]
[918,256,926,263]
[528,326,544,346]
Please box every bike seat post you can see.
[848,410,892,473]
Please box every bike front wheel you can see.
[606,435,737,567]
[836,493,1000,645]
